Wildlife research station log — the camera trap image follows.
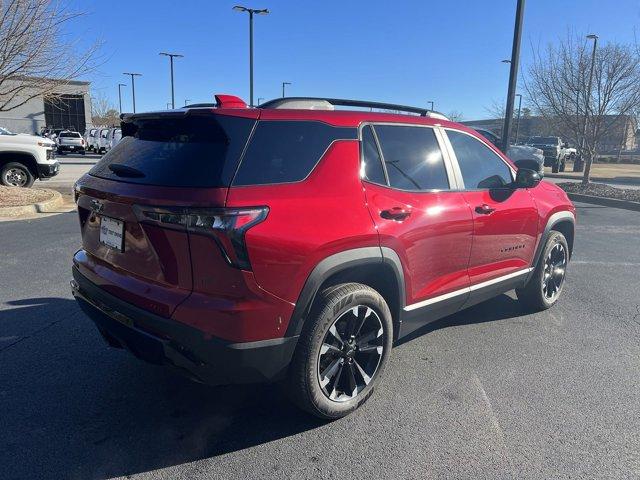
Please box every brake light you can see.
[133,206,268,270]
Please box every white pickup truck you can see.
[0,127,59,187]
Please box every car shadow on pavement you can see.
[0,297,324,480]
[2,293,526,479]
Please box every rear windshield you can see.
[89,114,255,187]
[60,132,81,138]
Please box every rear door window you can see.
[373,125,449,191]
[233,121,357,186]
[89,114,255,187]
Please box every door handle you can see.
[475,204,496,215]
[381,207,411,221]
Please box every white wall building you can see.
[0,78,91,135]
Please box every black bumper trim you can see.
[37,161,59,179]
[71,266,298,385]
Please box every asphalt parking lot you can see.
[1,202,639,479]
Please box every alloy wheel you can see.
[542,242,567,301]
[4,168,27,187]
[317,305,385,402]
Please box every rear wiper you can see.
[108,163,145,178]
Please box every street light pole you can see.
[581,34,598,183]
[159,52,183,109]
[427,100,434,111]
[233,5,269,107]
[514,93,522,144]
[123,73,142,113]
[257,97,264,105]
[501,0,526,152]
[117,83,126,115]
[184,99,191,106]
[282,82,291,98]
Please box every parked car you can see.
[56,130,86,155]
[563,146,577,160]
[0,127,58,187]
[471,128,545,175]
[71,95,576,419]
[526,136,567,172]
[85,128,99,152]
[95,128,112,154]
[106,127,122,152]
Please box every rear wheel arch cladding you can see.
[285,246,406,340]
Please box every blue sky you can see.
[70,0,640,120]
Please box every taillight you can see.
[133,206,268,270]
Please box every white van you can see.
[106,128,122,152]
[96,128,111,154]
[85,128,99,152]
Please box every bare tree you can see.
[0,0,99,112]
[484,98,506,122]
[524,33,640,184]
[447,110,464,122]
[90,94,119,126]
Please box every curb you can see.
[546,173,640,186]
[567,192,640,212]
[0,190,63,217]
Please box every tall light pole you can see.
[514,93,522,144]
[184,99,191,106]
[257,97,264,105]
[427,100,434,111]
[233,5,269,107]
[581,34,598,182]
[282,81,291,97]
[501,0,526,152]
[159,52,183,109]
[123,73,142,113]
[117,83,126,115]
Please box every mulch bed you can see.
[556,182,640,203]
[0,186,56,207]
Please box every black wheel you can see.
[551,160,559,173]
[559,160,566,172]
[516,231,569,311]
[1,162,35,188]
[287,283,393,419]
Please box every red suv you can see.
[71,95,575,419]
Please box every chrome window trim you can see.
[403,267,534,312]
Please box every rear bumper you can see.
[71,266,298,385]
[57,145,85,152]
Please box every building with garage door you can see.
[0,77,91,135]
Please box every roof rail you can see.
[259,97,448,119]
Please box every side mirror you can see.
[514,168,541,189]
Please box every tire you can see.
[1,162,35,188]
[287,283,393,419]
[559,160,566,172]
[551,160,559,173]
[516,231,569,311]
